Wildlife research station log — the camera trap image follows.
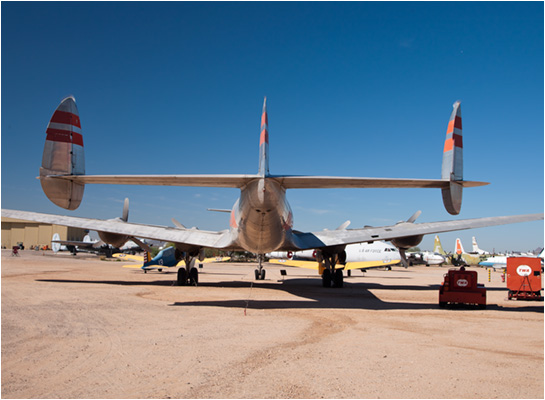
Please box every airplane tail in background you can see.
[441,101,464,215]
[143,251,151,266]
[433,235,447,255]
[40,96,85,210]
[455,238,465,255]
[258,97,269,177]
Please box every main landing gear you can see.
[177,255,198,286]
[254,254,266,280]
[320,252,345,288]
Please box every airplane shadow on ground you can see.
[36,277,544,313]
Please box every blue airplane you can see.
[142,246,178,272]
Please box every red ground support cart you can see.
[439,267,486,309]
[506,257,543,300]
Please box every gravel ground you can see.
[2,249,543,399]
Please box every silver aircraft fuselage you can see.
[231,178,293,254]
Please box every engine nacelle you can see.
[391,235,424,250]
[98,231,130,248]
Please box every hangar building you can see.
[1,217,86,249]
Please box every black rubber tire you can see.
[189,267,198,285]
[177,268,187,286]
[333,269,344,288]
[322,269,332,288]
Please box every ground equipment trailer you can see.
[506,257,542,300]
[439,267,486,308]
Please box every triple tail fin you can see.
[258,97,269,177]
[40,96,85,210]
[441,101,463,215]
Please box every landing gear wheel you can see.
[322,269,332,288]
[255,269,260,280]
[333,269,344,288]
[177,267,187,286]
[189,267,198,286]
[260,269,266,280]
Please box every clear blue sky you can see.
[2,2,543,253]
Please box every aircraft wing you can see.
[292,213,544,250]
[2,209,236,249]
[52,239,104,248]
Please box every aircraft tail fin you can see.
[433,235,446,255]
[455,238,465,255]
[441,101,463,215]
[143,251,151,266]
[258,97,269,177]
[51,233,61,253]
[40,96,85,210]
[472,236,479,253]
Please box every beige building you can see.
[1,217,86,249]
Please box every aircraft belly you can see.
[236,178,291,254]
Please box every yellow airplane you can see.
[113,248,229,272]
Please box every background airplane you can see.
[407,251,446,266]
[471,236,490,255]
[451,238,485,266]
[2,97,542,288]
[51,232,105,255]
[114,246,230,273]
[268,241,401,275]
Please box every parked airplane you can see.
[479,249,544,270]
[478,255,508,270]
[471,236,490,255]
[2,97,543,288]
[407,251,446,266]
[268,241,401,274]
[452,238,485,266]
[433,235,446,255]
[51,232,104,255]
[114,246,230,273]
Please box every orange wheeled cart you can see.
[439,267,486,308]
[506,257,542,300]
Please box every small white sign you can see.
[516,265,532,277]
[457,279,469,287]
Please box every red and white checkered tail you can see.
[39,96,85,210]
[441,101,463,215]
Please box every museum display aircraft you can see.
[2,97,542,287]
[268,240,402,274]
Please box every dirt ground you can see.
[2,249,543,399]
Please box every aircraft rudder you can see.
[441,101,463,215]
[258,97,270,177]
[40,96,85,210]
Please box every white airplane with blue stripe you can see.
[2,97,543,287]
